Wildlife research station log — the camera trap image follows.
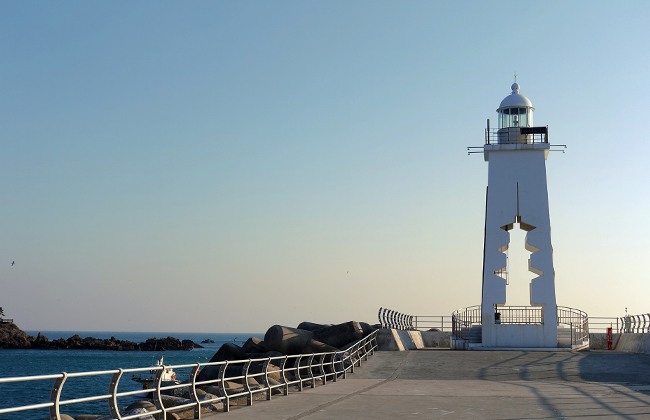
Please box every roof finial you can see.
[511,73,520,94]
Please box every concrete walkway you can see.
[206,349,650,419]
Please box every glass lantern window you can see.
[498,107,532,128]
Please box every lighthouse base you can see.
[451,305,589,350]
[482,323,557,348]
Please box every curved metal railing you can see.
[451,305,482,344]
[452,305,590,350]
[557,306,589,350]
[377,307,414,330]
[619,313,650,333]
[0,330,378,420]
[589,314,650,334]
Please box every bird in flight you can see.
[11,261,15,266]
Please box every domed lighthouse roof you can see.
[497,83,534,111]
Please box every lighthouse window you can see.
[519,109,527,127]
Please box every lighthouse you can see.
[480,82,558,347]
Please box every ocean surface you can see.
[0,331,262,420]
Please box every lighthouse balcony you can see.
[485,126,548,145]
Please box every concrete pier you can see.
[209,349,650,419]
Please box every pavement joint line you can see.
[286,351,414,420]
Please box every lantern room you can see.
[497,83,534,129]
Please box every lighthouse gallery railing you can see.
[452,305,589,349]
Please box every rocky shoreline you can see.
[0,323,203,351]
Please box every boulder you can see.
[199,385,223,396]
[359,322,376,336]
[302,339,338,353]
[264,326,337,354]
[42,415,74,420]
[224,380,244,391]
[297,322,333,331]
[267,377,284,395]
[312,321,365,348]
[242,337,267,353]
[125,400,157,412]
[160,395,192,407]
[265,325,313,354]
[247,362,282,381]
[197,343,248,382]
[209,342,248,362]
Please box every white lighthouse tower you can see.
[480,82,557,348]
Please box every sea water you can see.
[0,331,262,420]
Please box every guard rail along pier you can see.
[0,331,378,420]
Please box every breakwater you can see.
[0,321,378,419]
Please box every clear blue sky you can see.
[1,1,648,332]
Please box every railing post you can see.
[49,373,67,420]
[281,356,289,396]
[319,354,326,385]
[153,365,166,420]
[218,362,230,412]
[296,355,303,392]
[189,363,201,419]
[108,369,123,420]
[262,357,272,401]
[242,360,253,406]
[307,354,316,389]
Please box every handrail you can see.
[0,330,378,419]
[494,306,543,324]
[378,307,414,330]
[556,306,589,350]
[588,317,622,333]
[452,305,591,350]
[451,305,482,345]
[412,315,452,332]
[485,126,549,145]
[377,309,454,331]
[618,313,650,333]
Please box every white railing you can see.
[378,307,414,330]
[588,317,622,333]
[412,315,452,332]
[0,330,378,420]
[377,308,452,331]
[452,305,590,350]
[621,314,650,333]
[451,305,482,343]
[557,306,589,350]
[588,314,650,334]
